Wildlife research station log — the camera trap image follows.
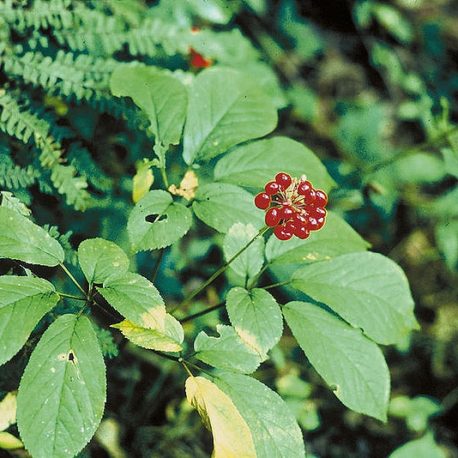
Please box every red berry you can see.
[285,221,297,234]
[254,192,271,210]
[274,224,293,240]
[297,180,312,195]
[314,189,328,207]
[265,181,280,195]
[310,207,326,218]
[279,205,294,220]
[275,172,292,190]
[293,213,308,225]
[315,217,326,230]
[190,48,212,68]
[295,225,310,239]
[265,208,281,227]
[307,217,319,231]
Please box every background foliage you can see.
[0,0,457,457]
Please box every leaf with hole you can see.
[17,314,106,458]
[128,190,192,252]
[283,301,390,421]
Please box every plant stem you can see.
[160,166,169,189]
[58,292,87,301]
[263,280,291,290]
[247,263,269,290]
[59,263,87,297]
[174,226,270,311]
[151,248,165,283]
[179,301,225,323]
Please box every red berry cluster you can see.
[255,173,328,241]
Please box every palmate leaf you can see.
[194,325,261,374]
[17,314,106,458]
[128,190,192,251]
[182,67,278,164]
[185,376,256,458]
[0,207,64,266]
[290,252,419,345]
[226,287,283,358]
[78,238,130,285]
[214,136,335,192]
[265,211,369,265]
[283,301,390,421]
[215,372,305,458]
[0,276,59,366]
[192,183,264,233]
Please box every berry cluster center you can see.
[255,173,328,240]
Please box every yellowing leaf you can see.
[0,392,17,431]
[133,163,154,203]
[112,314,184,352]
[95,419,126,458]
[168,170,199,201]
[0,431,23,450]
[185,376,256,458]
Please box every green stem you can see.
[179,301,225,323]
[160,166,169,189]
[247,263,269,290]
[263,280,291,290]
[151,248,165,283]
[59,263,87,297]
[58,292,86,301]
[174,226,270,311]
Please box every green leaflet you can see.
[223,223,264,280]
[226,287,283,358]
[182,67,277,164]
[0,276,59,366]
[0,207,64,266]
[97,272,166,329]
[214,372,305,458]
[110,65,187,149]
[388,433,446,458]
[283,301,390,421]
[128,190,192,252]
[291,252,419,345]
[78,238,130,285]
[112,314,184,353]
[17,314,106,458]
[214,136,335,191]
[194,325,261,374]
[193,183,264,233]
[265,211,369,265]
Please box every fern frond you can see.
[43,223,78,265]
[0,90,90,210]
[0,154,39,189]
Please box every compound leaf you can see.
[183,67,277,164]
[0,276,59,366]
[215,372,305,458]
[78,238,129,285]
[283,301,390,421]
[0,207,64,267]
[226,287,283,358]
[194,325,261,373]
[291,252,419,345]
[17,314,106,458]
[128,190,192,252]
